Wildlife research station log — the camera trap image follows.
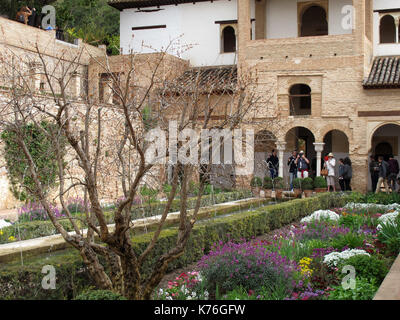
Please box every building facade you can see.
[110,0,400,193]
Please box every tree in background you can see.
[0,0,120,55]
[54,0,120,54]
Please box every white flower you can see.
[0,219,12,229]
[344,203,400,211]
[300,210,340,223]
[377,211,399,230]
[323,249,370,267]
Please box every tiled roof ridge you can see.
[363,56,400,89]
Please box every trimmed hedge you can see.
[0,192,352,300]
[0,191,251,244]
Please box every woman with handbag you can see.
[325,153,337,192]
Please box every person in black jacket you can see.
[338,158,346,191]
[343,157,352,191]
[287,151,297,191]
[370,155,379,192]
[387,155,399,192]
[267,149,279,179]
[375,156,389,194]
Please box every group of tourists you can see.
[266,150,353,192]
[370,155,400,193]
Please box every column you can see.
[395,17,399,44]
[313,142,325,177]
[237,0,251,65]
[71,72,81,99]
[102,78,113,104]
[276,141,287,178]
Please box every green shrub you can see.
[0,121,65,202]
[263,177,273,189]
[74,289,127,300]
[328,277,379,300]
[377,218,400,255]
[301,177,314,190]
[250,177,262,188]
[337,255,389,283]
[273,177,284,189]
[314,176,327,189]
[293,178,303,189]
[162,184,172,194]
[330,232,366,250]
[0,193,353,300]
[0,191,252,244]
[338,214,365,231]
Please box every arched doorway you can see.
[285,127,316,177]
[370,123,400,191]
[300,5,328,37]
[254,130,277,178]
[323,130,350,188]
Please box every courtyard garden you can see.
[0,191,399,300]
[154,193,400,301]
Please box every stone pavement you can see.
[374,253,400,300]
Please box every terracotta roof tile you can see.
[363,56,400,89]
[165,65,237,93]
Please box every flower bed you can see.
[0,193,350,300]
[159,201,399,300]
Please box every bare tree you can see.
[0,40,271,299]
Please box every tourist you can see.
[28,7,37,27]
[287,150,297,191]
[370,155,379,192]
[267,149,279,179]
[325,152,336,192]
[16,6,32,25]
[343,157,352,191]
[338,158,346,191]
[375,156,390,194]
[387,155,399,192]
[295,151,310,178]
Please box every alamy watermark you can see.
[145,121,255,175]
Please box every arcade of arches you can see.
[252,123,400,192]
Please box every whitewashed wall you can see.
[265,0,352,39]
[120,0,256,66]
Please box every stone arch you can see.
[300,4,328,37]
[322,129,350,162]
[318,124,352,145]
[368,121,400,153]
[380,15,397,44]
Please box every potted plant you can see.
[250,176,262,197]
[293,178,303,197]
[301,177,314,197]
[263,176,273,198]
[314,176,328,193]
[273,177,285,199]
